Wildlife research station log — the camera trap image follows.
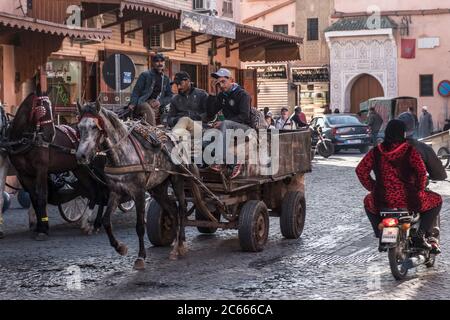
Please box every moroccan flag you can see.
[401,39,416,59]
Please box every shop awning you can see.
[119,0,180,19]
[235,24,302,63]
[0,11,112,42]
[81,1,302,63]
[0,11,112,87]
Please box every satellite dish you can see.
[102,53,136,91]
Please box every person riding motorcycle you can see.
[397,112,447,181]
[356,120,442,253]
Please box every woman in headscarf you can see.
[355,119,442,253]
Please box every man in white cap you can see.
[207,68,252,179]
[418,106,434,138]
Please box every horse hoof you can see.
[81,225,94,235]
[178,245,188,257]
[133,258,145,270]
[169,251,179,261]
[116,243,128,256]
[35,233,48,241]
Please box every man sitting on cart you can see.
[167,71,210,163]
[167,71,209,135]
[128,53,173,125]
[207,68,252,180]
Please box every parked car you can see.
[310,114,371,153]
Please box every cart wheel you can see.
[146,199,176,247]
[2,192,10,213]
[195,210,221,234]
[58,196,89,223]
[280,191,306,239]
[17,189,31,209]
[437,147,450,168]
[118,200,135,213]
[238,200,269,252]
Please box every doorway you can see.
[350,74,384,114]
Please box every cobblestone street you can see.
[1,152,449,300]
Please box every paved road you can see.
[1,152,449,300]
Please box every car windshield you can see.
[327,115,362,125]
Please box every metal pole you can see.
[115,54,122,107]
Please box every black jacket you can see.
[207,85,251,125]
[130,69,172,106]
[167,87,208,127]
[407,138,447,181]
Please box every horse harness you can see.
[0,96,78,155]
[78,112,227,209]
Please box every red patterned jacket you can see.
[355,142,442,214]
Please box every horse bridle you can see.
[78,112,137,155]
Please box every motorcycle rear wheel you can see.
[388,246,409,280]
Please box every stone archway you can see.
[327,37,398,113]
[347,73,384,114]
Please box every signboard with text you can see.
[247,65,287,80]
[292,68,329,83]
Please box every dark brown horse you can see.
[8,92,108,240]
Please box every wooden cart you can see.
[146,129,312,252]
[419,130,450,168]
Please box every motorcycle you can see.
[311,125,334,158]
[379,208,440,280]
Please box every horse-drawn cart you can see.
[146,129,312,252]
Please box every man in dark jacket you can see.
[167,72,209,164]
[397,112,447,181]
[207,68,252,179]
[128,53,173,125]
[367,107,383,146]
[397,111,446,254]
[167,71,208,131]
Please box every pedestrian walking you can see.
[418,106,434,138]
[367,107,383,146]
[275,107,295,130]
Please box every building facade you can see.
[1,0,300,123]
[327,0,450,130]
[240,0,333,118]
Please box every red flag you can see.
[401,39,416,59]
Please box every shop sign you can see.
[292,67,329,83]
[180,11,236,39]
[247,65,287,79]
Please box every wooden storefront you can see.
[9,0,303,116]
